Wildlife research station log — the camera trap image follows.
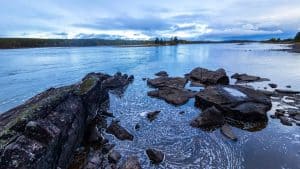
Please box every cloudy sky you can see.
[1,0,300,40]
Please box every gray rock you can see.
[268,83,278,88]
[187,67,229,85]
[147,77,187,89]
[146,111,161,122]
[221,124,237,141]
[120,156,142,169]
[231,73,270,83]
[190,106,224,129]
[146,148,165,164]
[195,85,271,123]
[106,120,134,141]
[108,150,121,164]
[155,71,168,77]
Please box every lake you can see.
[0,43,300,169]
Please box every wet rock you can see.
[134,123,140,130]
[268,83,278,88]
[221,124,237,141]
[120,156,142,169]
[102,111,114,117]
[190,106,224,129]
[147,77,188,89]
[256,89,275,97]
[187,67,229,85]
[155,71,168,77]
[286,85,291,88]
[195,85,271,123]
[275,109,285,117]
[279,116,293,126]
[293,114,300,121]
[179,111,185,115]
[146,148,165,164]
[106,120,134,141]
[142,78,148,81]
[146,111,160,121]
[275,89,300,94]
[108,150,121,164]
[190,81,204,87]
[231,73,270,83]
[102,143,115,154]
[148,87,196,105]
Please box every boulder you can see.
[147,77,187,89]
[146,148,164,164]
[187,67,229,85]
[195,85,272,122]
[279,117,293,126]
[146,111,161,122]
[106,120,134,141]
[190,106,224,129]
[148,87,196,106]
[231,73,270,83]
[155,71,168,77]
[275,89,300,94]
[120,156,142,169]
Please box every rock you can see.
[134,123,140,130]
[256,89,275,97]
[0,72,133,169]
[190,106,224,129]
[102,111,114,117]
[231,73,270,83]
[293,114,300,121]
[148,87,196,105]
[286,85,291,88]
[187,67,229,85]
[102,143,115,154]
[268,83,278,88]
[147,77,188,89]
[146,111,160,121]
[120,156,142,169]
[108,150,121,164]
[155,71,168,77]
[195,85,271,123]
[275,89,300,94]
[221,124,237,141]
[190,81,204,87]
[275,109,285,117]
[142,78,148,81]
[146,148,165,164]
[106,120,134,141]
[179,111,185,115]
[279,116,293,126]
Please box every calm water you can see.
[0,43,300,169]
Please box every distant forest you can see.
[0,32,299,49]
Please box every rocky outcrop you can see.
[186,67,229,85]
[120,156,142,169]
[195,85,271,122]
[231,73,270,84]
[155,71,168,77]
[147,76,187,89]
[190,106,224,130]
[0,72,133,169]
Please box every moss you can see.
[78,77,98,95]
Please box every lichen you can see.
[78,77,98,95]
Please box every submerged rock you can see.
[190,106,224,129]
[148,87,196,105]
[146,148,165,164]
[120,156,142,169]
[231,73,270,83]
[106,120,134,141]
[221,124,237,141]
[155,71,168,77]
[186,67,229,85]
[146,111,161,122]
[195,85,271,123]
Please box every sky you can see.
[0,0,300,40]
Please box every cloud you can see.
[0,0,300,40]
